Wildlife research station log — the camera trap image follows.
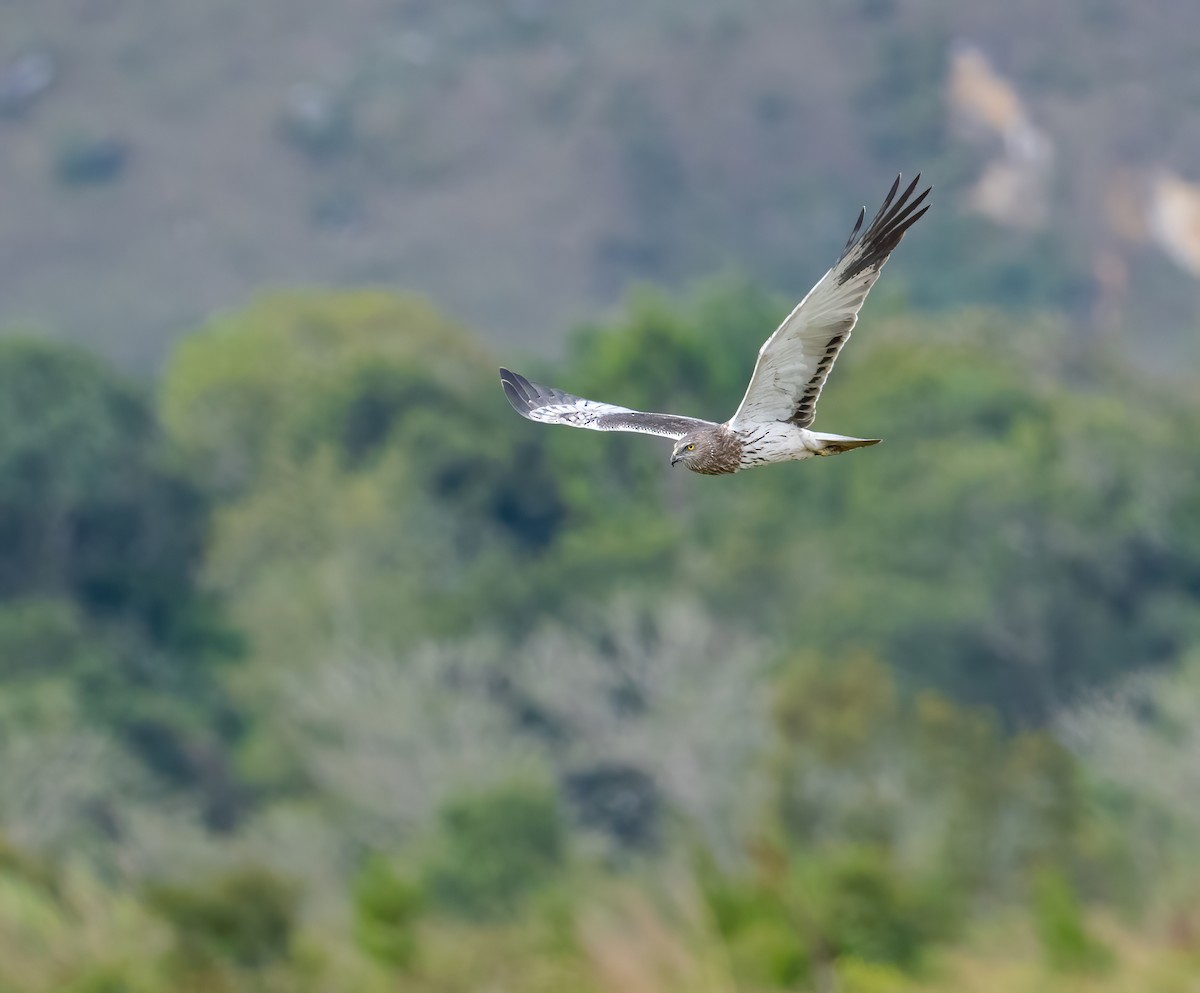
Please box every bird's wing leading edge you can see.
[500,368,713,440]
[727,174,931,431]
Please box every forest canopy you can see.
[2,284,1199,991]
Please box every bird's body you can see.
[673,422,875,475]
[500,174,931,475]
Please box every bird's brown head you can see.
[670,428,736,475]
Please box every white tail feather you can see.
[810,431,881,456]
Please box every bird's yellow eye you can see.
[686,443,695,451]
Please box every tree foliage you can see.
[420,781,566,920]
[3,280,1200,991]
[0,338,243,827]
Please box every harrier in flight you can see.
[500,175,930,475]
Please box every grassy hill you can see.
[2,0,1200,369]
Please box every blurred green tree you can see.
[1032,867,1114,973]
[0,338,243,826]
[353,856,423,969]
[421,780,566,919]
[147,866,298,970]
[161,291,572,651]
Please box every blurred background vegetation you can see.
[3,2,1200,992]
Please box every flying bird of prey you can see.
[500,174,931,475]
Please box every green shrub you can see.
[803,848,935,970]
[725,914,809,988]
[65,962,148,993]
[147,866,298,969]
[422,781,566,919]
[697,862,810,988]
[353,856,422,968]
[1032,867,1113,974]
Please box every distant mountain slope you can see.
[1,0,1199,367]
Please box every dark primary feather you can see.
[727,173,932,432]
[837,173,931,284]
[499,367,545,414]
[499,368,713,440]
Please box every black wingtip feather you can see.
[499,367,537,417]
[843,206,866,254]
[837,173,932,284]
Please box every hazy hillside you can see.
[3,0,1200,368]
[7,5,1200,991]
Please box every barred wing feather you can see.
[499,368,714,440]
[728,174,931,431]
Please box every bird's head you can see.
[670,431,711,469]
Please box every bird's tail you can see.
[810,432,881,456]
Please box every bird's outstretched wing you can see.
[500,368,713,440]
[727,174,931,431]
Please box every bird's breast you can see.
[733,424,815,468]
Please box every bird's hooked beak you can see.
[670,449,682,466]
